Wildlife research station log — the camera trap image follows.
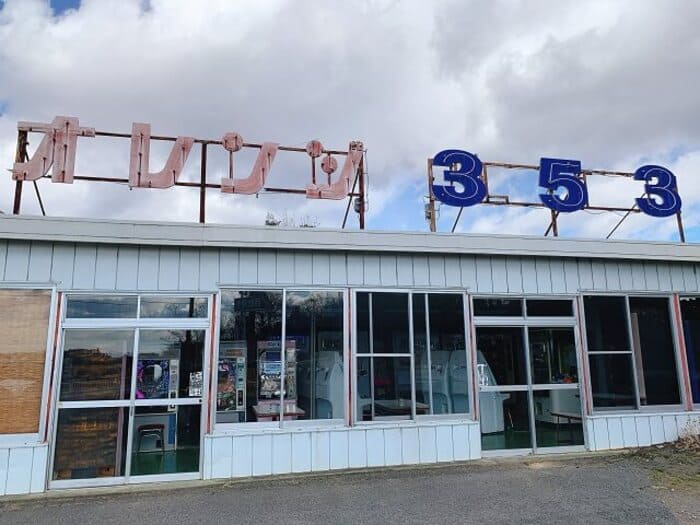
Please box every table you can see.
[252,405,306,422]
[550,411,582,445]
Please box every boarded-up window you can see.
[0,289,52,434]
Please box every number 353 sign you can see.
[431,149,682,218]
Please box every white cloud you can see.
[0,0,698,241]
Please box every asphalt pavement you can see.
[0,453,693,525]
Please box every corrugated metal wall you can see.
[1,240,699,294]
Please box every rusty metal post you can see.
[427,158,436,232]
[12,129,28,215]
[676,211,686,243]
[199,142,207,224]
[550,209,559,237]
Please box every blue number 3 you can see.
[539,158,588,212]
[634,165,682,217]
[431,150,486,207]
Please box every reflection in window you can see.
[629,297,680,406]
[681,297,700,404]
[60,330,134,401]
[355,292,414,421]
[589,354,636,408]
[528,328,578,384]
[217,290,283,423]
[65,295,138,319]
[137,330,204,400]
[473,298,523,317]
[140,297,208,318]
[286,291,344,420]
[414,294,469,415]
[357,357,415,420]
[526,299,573,317]
[53,407,129,480]
[371,293,410,353]
[476,327,527,386]
[584,296,630,352]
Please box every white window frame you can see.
[213,286,349,432]
[48,292,213,489]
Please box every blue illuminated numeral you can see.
[634,165,682,217]
[539,158,588,212]
[431,149,486,207]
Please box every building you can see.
[0,214,698,495]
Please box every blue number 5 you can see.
[431,150,486,207]
[634,165,682,217]
[539,158,588,212]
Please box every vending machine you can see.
[216,341,247,423]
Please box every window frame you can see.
[471,294,584,454]
[0,283,58,446]
[678,294,700,411]
[351,288,473,425]
[580,292,687,414]
[213,286,349,432]
[48,292,213,489]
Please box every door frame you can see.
[48,293,212,489]
[471,295,587,456]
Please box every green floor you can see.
[130,447,200,476]
[482,424,584,451]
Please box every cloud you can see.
[0,0,698,242]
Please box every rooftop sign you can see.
[427,149,686,241]
[9,116,367,227]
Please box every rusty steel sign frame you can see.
[10,116,367,229]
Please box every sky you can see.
[0,0,699,242]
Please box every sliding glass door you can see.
[50,295,210,488]
[474,297,584,453]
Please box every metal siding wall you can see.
[3,239,700,296]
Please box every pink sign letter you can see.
[129,123,194,189]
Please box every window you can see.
[473,298,522,317]
[414,294,469,415]
[355,291,469,422]
[526,299,573,317]
[680,297,700,404]
[584,295,681,410]
[629,297,680,406]
[217,290,345,425]
[0,289,52,434]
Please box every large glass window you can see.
[681,297,700,404]
[356,291,469,422]
[584,295,681,410]
[0,289,52,435]
[629,297,680,406]
[217,290,345,425]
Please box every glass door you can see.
[50,294,210,488]
[474,297,584,454]
[130,329,205,478]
